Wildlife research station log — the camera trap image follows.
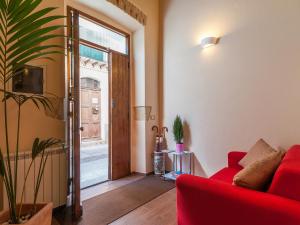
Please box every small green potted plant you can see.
[173,115,184,153]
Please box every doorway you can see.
[67,7,131,218]
[79,45,109,189]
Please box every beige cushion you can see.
[239,139,276,167]
[233,150,284,190]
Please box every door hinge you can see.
[67,111,73,117]
[68,39,73,51]
[68,177,73,186]
[68,88,75,101]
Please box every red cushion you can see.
[268,145,300,201]
[228,151,246,169]
[210,167,241,183]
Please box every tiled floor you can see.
[80,142,108,189]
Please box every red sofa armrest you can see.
[176,174,300,225]
[228,151,246,169]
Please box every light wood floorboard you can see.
[109,188,177,225]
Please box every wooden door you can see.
[80,79,101,141]
[109,51,130,180]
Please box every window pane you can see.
[79,17,127,54]
[80,44,107,62]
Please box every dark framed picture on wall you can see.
[12,64,46,94]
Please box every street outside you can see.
[80,142,108,189]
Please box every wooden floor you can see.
[53,175,177,225]
[110,188,176,225]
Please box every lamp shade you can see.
[200,37,219,48]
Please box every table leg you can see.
[163,152,165,180]
[173,154,175,173]
[189,153,192,174]
[175,155,178,173]
[180,155,182,174]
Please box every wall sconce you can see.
[200,37,219,48]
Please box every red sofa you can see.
[176,145,300,225]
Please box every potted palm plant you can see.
[0,0,65,224]
[173,115,184,153]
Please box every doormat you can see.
[82,176,175,225]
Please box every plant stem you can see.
[2,6,18,222]
[33,152,45,212]
[33,153,48,214]
[18,160,34,219]
[14,104,21,209]
[2,157,13,220]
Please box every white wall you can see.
[161,0,300,176]
[132,27,147,173]
[131,0,160,173]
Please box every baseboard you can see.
[132,171,154,176]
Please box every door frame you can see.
[66,6,131,218]
[68,7,130,55]
[67,7,82,219]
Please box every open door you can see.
[109,51,131,180]
[67,7,131,220]
[67,7,82,219]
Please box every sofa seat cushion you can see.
[210,167,241,183]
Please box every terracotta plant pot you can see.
[176,143,184,153]
[0,203,53,225]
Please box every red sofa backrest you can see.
[268,145,300,201]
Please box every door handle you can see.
[112,99,116,109]
[79,127,84,132]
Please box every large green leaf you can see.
[5,50,63,80]
[7,15,65,45]
[0,0,65,84]
[7,26,65,53]
[0,0,66,222]
[3,91,54,111]
[8,44,62,65]
[8,7,57,34]
[7,0,20,12]
[0,0,7,10]
[31,138,61,160]
[8,0,41,23]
